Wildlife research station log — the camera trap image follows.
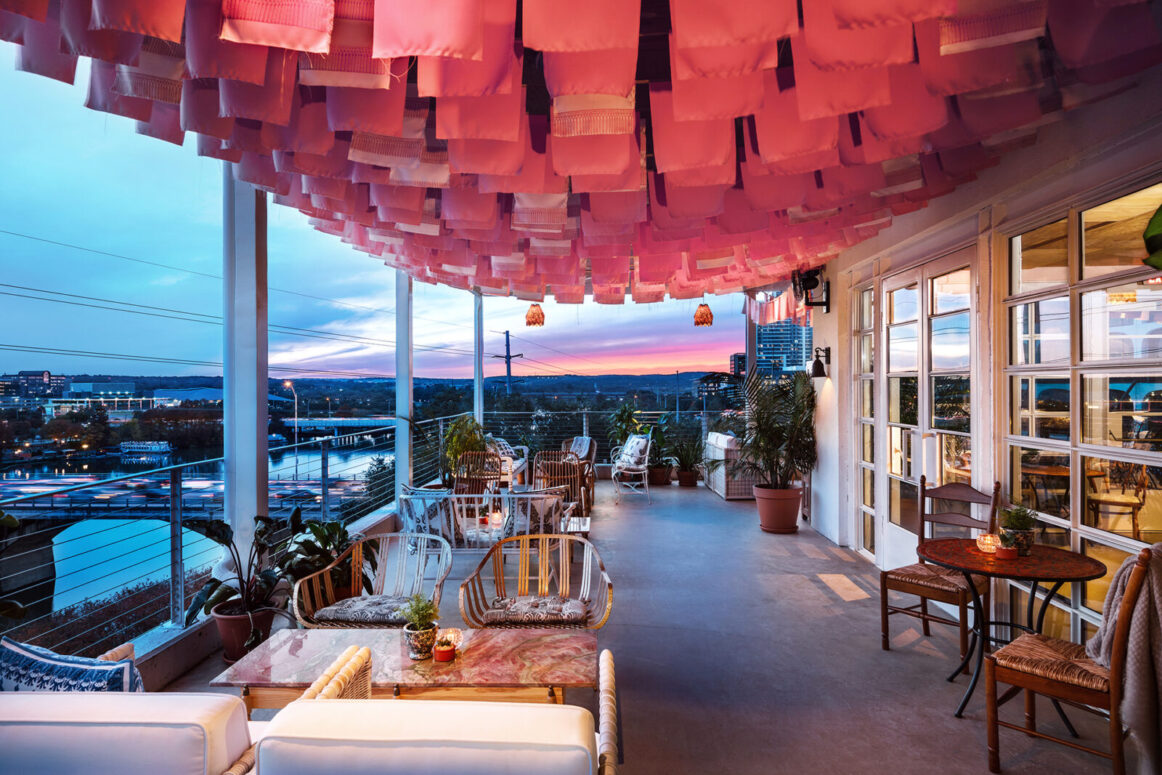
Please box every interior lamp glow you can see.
[694,303,713,326]
[525,303,545,326]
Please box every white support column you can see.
[745,296,758,378]
[395,270,414,501]
[473,290,484,424]
[222,163,268,554]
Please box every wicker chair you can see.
[292,532,452,629]
[301,644,373,700]
[454,450,503,494]
[880,477,1000,665]
[460,534,613,630]
[561,437,597,514]
[534,450,586,515]
[985,548,1153,774]
[610,432,652,503]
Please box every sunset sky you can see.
[0,49,745,381]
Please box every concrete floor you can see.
[169,481,1117,774]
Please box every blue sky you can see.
[0,47,745,379]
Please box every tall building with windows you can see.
[755,321,812,377]
[729,352,746,377]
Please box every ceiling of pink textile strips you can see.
[4,0,1162,304]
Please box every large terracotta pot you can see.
[647,465,673,486]
[211,601,275,663]
[676,470,698,487]
[754,486,802,533]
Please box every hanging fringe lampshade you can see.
[694,303,713,326]
[525,303,545,326]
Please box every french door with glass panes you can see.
[874,250,976,571]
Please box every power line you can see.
[495,331,608,373]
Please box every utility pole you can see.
[491,330,523,394]
[675,371,680,420]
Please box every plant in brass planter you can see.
[995,531,1019,560]
[999,504,1037,557]
[401,593,439,661]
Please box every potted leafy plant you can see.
[0,510,27,620]
[184,516,287,662]
[400,593,439,660]
[433,635,456,662]
[276,507,376,599]
[999,504,1037,557]
[732,371,818,533]
[995,531,1019,560]
[645,415,676,486]
[440,415,488,488]
[602,403,643,480]
[670,435,705,487]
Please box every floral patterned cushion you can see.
[313,594,410,626]
[482,595,588,626]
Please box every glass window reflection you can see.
[1082,374,1162,451]
[889,323,918,371]
[890,285,918,323]
[1082,183,1162,279]
[1082,539,1132,614]
[1011,375,1070,440]
[932,268,971,314]
[932,375,970,432]
[1081,283,1162,361]
[1012,296,1071,365]
[930,312,971,370]
[1011,446,1071,518]
[1082,456,1159,544]
[889,376,918,425]
[1011,218,1068,295]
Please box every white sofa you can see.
[705,432,756,500]
[0,692,262,775]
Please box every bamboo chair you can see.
[611,432,652,504]
[534,451,586,515]
[985,548,1153,774]
[454,451,503,494]
[562,436,597,514]
[459,534,613,630]
[881,477,1000,664]
[292,532,452,628]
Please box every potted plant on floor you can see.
[645,414,676,486]
[276,507,377,600]
[602,403,643,480]
[440,415,488,488]
[999,504,1037,557]
[185,516,288,662]
[401,593,439,661]
[670,435,705,487]
[732,371,818,533]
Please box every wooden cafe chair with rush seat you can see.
[880,477,1001,664]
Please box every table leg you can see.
[954,570,987,718]
[1034,581,1080,739]
[946,628,978,682]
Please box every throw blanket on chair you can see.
[1086,543,1162,775]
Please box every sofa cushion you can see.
[313,594,410,626]
[0,692,252,775]
[0,636,143,693]
[257,699,598,775]
[482,595,588,626]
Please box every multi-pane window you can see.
[1005,181,1162,642]
[856,287,876,556]
[930,268,972,485]
[886,283,919,531]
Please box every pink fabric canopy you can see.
[5,0,1161,304]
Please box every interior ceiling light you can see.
[525,303,545,327]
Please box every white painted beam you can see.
[395,270,413,501]
[473,290,484,423]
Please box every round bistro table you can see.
[915,538,1106,720]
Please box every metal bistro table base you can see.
[915,539,1106,720]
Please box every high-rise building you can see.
[755,321,812,377]
[11,371,68,398]
[729,352,746,377]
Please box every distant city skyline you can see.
[0,50,747,381]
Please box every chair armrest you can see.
[513,445,529,460]
[609,445,623,465]
[591,570,614,630]
[458,549,497,628]
[291,540,362,626]
[96,642,135,662]
[597,649,619,775]
[302,645,372,700]
[222,744,257,775]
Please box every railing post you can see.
[438,417,446,479]
[320,438,330,519]
[168,468,184,626]
[582,409,589,438]
[701,410,709,440]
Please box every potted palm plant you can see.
[400,593,439,660]
[646,414,675,486]
[732,371,818,533]
[670,435,705,487]
[440,415,488,488]
[602,403,643,480]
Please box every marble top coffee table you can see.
[210,627,598,715]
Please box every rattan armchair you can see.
[454,450,503,494]
[562,436,597,513]
[460,534,613,629]
[292,532,452,629]
[534,450,587,515]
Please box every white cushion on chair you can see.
[257,699,597,775]
[0,692,252,775]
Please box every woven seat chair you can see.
[292,532,452,629]
[985,548,1153,774]
[534,450,586,514]
[611,432,652,504]
[880,476,1000,664]
[301,644,373,701]
[398,484,461,544]
[459,534,613,630]
[454,450,503,494]
[561,437,597,514]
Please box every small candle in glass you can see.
[976,533,1000,554]
[489,511,503,530]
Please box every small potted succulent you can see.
[999,504,1037,557]
[995,531,1019,560]
[433,635,456,662]
[400,593,438,661]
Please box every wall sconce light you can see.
[810,347,831,378]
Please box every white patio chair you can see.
[489,436,529,488]
[611,431,652,503]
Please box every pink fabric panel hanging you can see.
[478,116,568,194]
[180,78,235,139]
[831,0,956,29]
[957,91,1043,137]
[0,10,26,42]
[135,101,183,145]
[586,190,647,224]
[543,47,636,97]
[716,189,769,235]
[938,0,1047,55]
[863,64,950,142]
[740,162,812,212]
[760,147,841,176]
[441,187,499,225]
[637,253,683,284]
[447,128,526,175]
[90,0,185,43]
[752,75,840,164]
[664,155,736,187]
[325,65,408,135]
[434,60,523,140]
[85,59,152,120]
[237,151,293,193]
[417,0,516,96]
[1048,0,1160,67]
[185,0,268,84]
[670,0,796,49]
[112,38,185,104]
[271,92,336,154]
[671,38,780,81]
[658,180,727,219]
[373,0,484,59]
[231,120,275,156]
[670,41,764,121]
[220,47,298,125]
[0,0,47,21]
[648,85,734,173]
[220,0,334,53]
[820,164,888,197]
[1074,44,1162,83]
[551,92,636,138]
[15,11,77,84]
[800,0,913,71]
[791,51,892,120]
[550,131,637,177]
[292,137,351,178]
[301,0,393,88]
[522,0,639,52]
[59,0,142,64]
[916,19,1043,96]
